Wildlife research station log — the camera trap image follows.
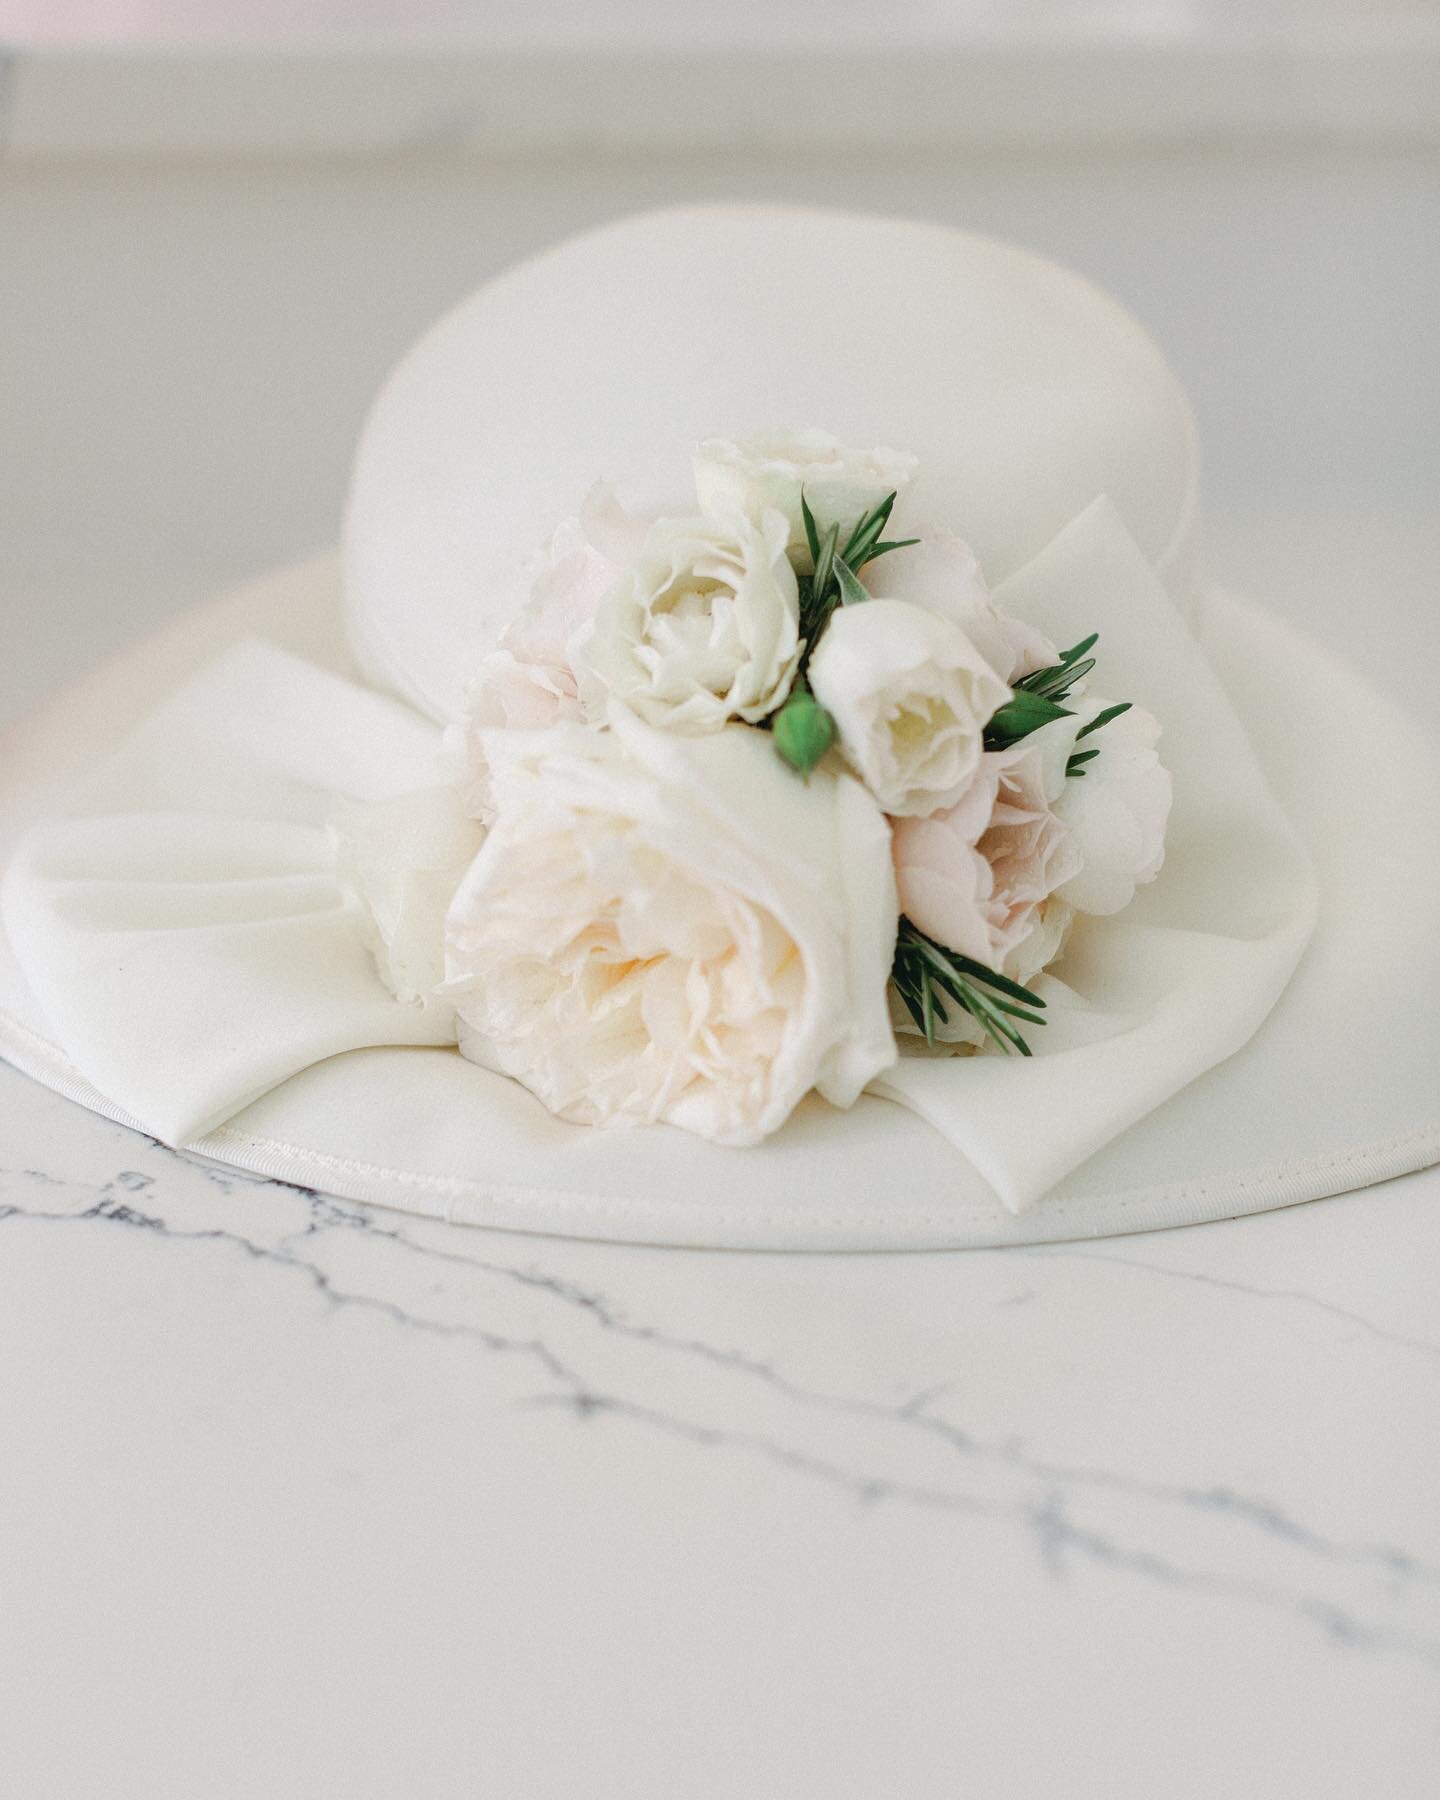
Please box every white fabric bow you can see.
[0,499,1316,1212]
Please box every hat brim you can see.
[1,558,1435,1250]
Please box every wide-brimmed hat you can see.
[2,207,1435,1249]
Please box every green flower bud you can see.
[773,685,835,780]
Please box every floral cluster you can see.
[336,430,1171,1146]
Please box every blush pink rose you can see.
[892,725,1082,978]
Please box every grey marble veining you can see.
[3,1129,1436,1657]
[3,1055,1438,1796]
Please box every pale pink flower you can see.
[892,724,1082,977]
[451,487,633,816]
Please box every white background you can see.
[3,138,1438,729]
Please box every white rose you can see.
[807,598,1010,818]
[443,709,898,1146]
[451,492,630,816]
[1053,699,1171,915]
[693,428,918,569]
[573,508,802,733]
[883,528,1058,683]
[331,785,485,1007]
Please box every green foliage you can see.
[1074,701,1132,741]
[984,690,1073,750]
[984,635,1133,770]
[797,488,917,642]
[891,920,1048,1056]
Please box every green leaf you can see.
[891,920,1049,1056]
[1074,700,1132,742]
[841,491,897,566]
[1014,629,1105,706]
[921,977,939,1043]
[834,554,869,606]
[800,490,821,564]
[1019,656,1096,701]
[1033,656,1096,697]
[978,994,1049,1026]
[984,691,1073,749]
[862,537,921,562]
[930,944,1046,1010]
[1066,747,1100,776]
[810,520,840,616]
[1059,632,1099,665]
[772,683,835,778]
[950,979,1030,1057]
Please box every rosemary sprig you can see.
[1014,634,1099,706]
[1064,699,1134,775]
[1074,700,1132,741]
[840,492,919,568]
[984,690,1073,750]
[1057,631,1098,665]
[833,553,869,606]
[985,633,1135,766]
[797,488,917,643]
[1023,656,1096,698]
[891,920,1047,1055]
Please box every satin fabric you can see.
[1,500,1318,1216]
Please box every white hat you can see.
[1,206,1435,1249]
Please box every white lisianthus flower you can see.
[882,528,1058,684]
[331,786,485,1007]
[443,710,898,1146]
[1053,699,1171,915]
[573,508,802,733]
[891,724,1082,978]
[807,598,1010,818]
[693,428,918,570]
[452,488,635,817]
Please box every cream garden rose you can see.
[573,507,802,733]
[807,598,1011,817]
[443,709,898,1146]
[693,428,918,569]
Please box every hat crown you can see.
[343,205,1199,721]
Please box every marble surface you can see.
[2,1059,1438,1796]
[3,141,1439,1796]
